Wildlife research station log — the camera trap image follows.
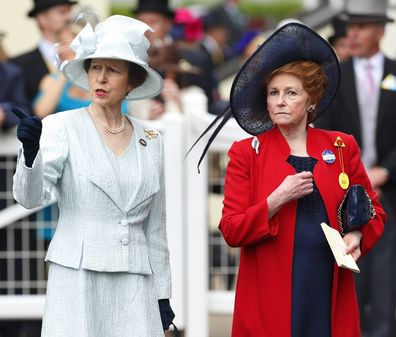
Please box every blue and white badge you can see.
[322,149,336,164]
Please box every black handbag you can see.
[337,184,376,235]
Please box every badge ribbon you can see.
[334,136,349,189]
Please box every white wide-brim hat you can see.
[61,15,163,101]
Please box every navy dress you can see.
[287,155,333,337]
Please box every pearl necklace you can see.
[88,105,126,134]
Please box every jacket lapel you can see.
[124,116,160,212]
[377,58,394,130]
[81,110,125,212]
[80,112,160,213]
[343,60,362,144]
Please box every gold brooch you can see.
[144,128,159,139]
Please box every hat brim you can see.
[61,57,164,101]
[28,1,77,17]
[338,13,394,23]
[230,22,340,136]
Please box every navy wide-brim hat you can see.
[230,22,340,135]
[28,0,77,17]
[187,22,340,171]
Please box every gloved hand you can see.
[158,299,175,331]
[12,106,42,167]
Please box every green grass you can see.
[111,1,303,21]
[240,1,302,20]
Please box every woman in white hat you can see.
[12,15,174,337]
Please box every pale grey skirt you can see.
[41,262,164,337]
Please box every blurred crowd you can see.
[0,0,265,130]
[0,0,358,132]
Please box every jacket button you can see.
[120,219,128,227]
[121,238,129,245]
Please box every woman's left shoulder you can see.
[310,127,356,145]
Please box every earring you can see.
[307,105,315,113]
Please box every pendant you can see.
[339,172,349,190]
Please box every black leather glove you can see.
[12,106,42,167]
[158,299,175,331]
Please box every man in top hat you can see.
[315,1,396,336]
[327,16,351,61]
[132,0,174,47]
[10,0,77,106]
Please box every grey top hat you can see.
[28,0,77,17]
[340,0,394,23]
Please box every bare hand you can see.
[162,79,181,102]
[148,100,165,120]
[161,79,182,112]
[277,171,314,203]
[0,106,5,127]
[267,171,313,219]
[343,230,362,262]
[367,166,389,189]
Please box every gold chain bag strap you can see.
[337,184,376,236]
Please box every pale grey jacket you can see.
[13,108,171,299]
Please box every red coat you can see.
[219,126,386,337]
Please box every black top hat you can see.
[328,17,347,46]
[132,0,174,18]
[28,0,77,17]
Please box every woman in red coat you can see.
[194,22,386,337]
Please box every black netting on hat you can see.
[186,23,340,172]
[230,23,340,135]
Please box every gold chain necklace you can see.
[88,105,125,134]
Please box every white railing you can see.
[0,90,249,337]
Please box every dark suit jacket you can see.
[315,57,396,212]
[0,62,31,130]
[10,48,49,104]
[178,45,218,110]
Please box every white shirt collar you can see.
[353,52,385,85]
[38,38,57,68]
[354,52,384,76]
